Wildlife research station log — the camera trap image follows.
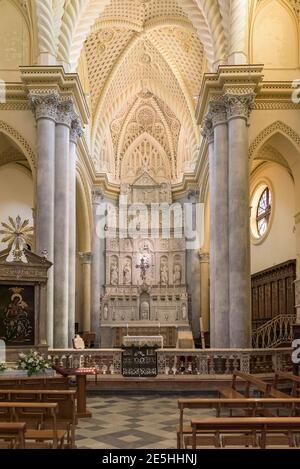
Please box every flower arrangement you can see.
[0,361,7,372]
[16,350,52,377]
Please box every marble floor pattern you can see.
[76,394,214,449]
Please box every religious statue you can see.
[103,304,109,320]
[123,259,132,285]
[136,254,150,283]
[181,303,187,321]
[110,260,119,285]
[140,300,150,320]
[173,264,182,285]
[73,334,85,350]
[160,261,169,285]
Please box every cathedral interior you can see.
[0,0,300,452]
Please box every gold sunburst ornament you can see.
[0,216,34,263]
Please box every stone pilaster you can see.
[199,250,210,335]
[53,99,74,348]
[79,251,92,332]
[68,116,83,346]
[29,92,59,347]
[225,91,255,348]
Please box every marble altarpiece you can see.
[100,173,192,347]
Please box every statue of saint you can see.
[173,264,181,285]
[140,300,150,320]
[73,334,85,350]
[123,259,131,285]
[160,262,169,285]
[110,261,119,285]
[103,304,109,320]
[181,303,187,321]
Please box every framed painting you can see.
[0,284,35,346]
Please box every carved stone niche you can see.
[0,248,52,360]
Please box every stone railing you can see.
[49,347,293,376]
[252,314,295,348]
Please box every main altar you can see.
[99,172,193,348]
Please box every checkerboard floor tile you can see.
[76,394,213,449]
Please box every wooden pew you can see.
[0,402,66,448]
[217,372,245,399]
[0,375,69,390]
[0,422,26,449]
[236,371,291,399]
[177,397,300,449]
[218,371,272,398]
[190,417,300,449]
[0,389,76,447]
[273,371,300,397]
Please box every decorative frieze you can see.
[29,92,59,121]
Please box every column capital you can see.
[224,92,256,122]
[79,251,92,264]
[199,250,210,263]
[56,99,74,127]
[201,113,214,144]
[70,115,84,144]
[29,92,59,121]
[209,99,227,127]
[92,188,104,205]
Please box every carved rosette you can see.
[70,115,84,144]
[209,100,227,127]
[224,92,256,122]
[92,188,104,205]
[201,112,214,144]
[29,92,59,121]
[56,99,74,127]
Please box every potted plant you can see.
[16,350,52,377]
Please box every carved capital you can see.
[224,92,256,121]
[79,251,92,264]
[70,115,84,143]
[92,188,104,205]
[209,100,227,127]
[29,92,59,121]
[56,99,74,127]
[201,113,214,144]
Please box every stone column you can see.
[68,117,83,346]
[29,93,59,347]
[201,115,215,346]
[210,100,230,348]
[53,100,73,348]
[225,92,255,348]
[79,252,92,332]
[199,251,210,334]
[91,189,104,347]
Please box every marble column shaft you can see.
[91,189,104,346]
[29,93,59,347]
[80,252,92,332]
[211,101,230,348]
[225,93,255,348]
[53,100,73,348]
[199,251,210,333]
[68,117,83,346]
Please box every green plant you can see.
[16,350,51,377]
[0,361,7,372]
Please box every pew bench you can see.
[190,417,300,449]
[0,402,66,448]
[0,422,26,449]
[0,389,77,447]
[273,371,300,398]
[177,397,300,449]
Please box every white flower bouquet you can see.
[16,350,52,377]
[0,361,7,372]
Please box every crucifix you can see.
[136,254,150,282]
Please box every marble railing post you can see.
[201,116,215,345]
[53,100,74,348]
[91,189,104,347]
[199,251,210,335]
[225,92,255,348]
[68,117,83,346]
[210,100,230,347]
[79,252,92,332]
[29,93,59,347]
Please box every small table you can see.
[52,365,96,418]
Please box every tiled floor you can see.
[76,394,214,449]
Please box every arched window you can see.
[256,187,272,237]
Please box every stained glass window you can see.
[256,187,272,237]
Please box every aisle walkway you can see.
[76,394,213,449]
